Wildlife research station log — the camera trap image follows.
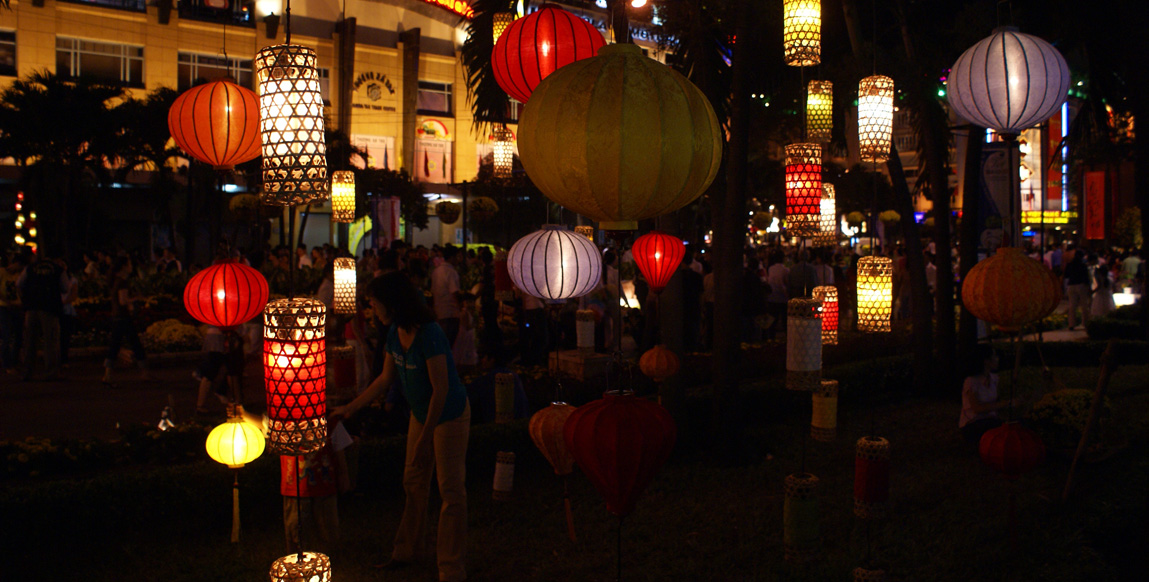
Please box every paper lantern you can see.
[632,231,685,294]
[206,416,266,468]
[167,79,261,170]
[812,285,837,345]
[491,5,605,104]
[518,43,722,231]
[783,0,821,66]
[806,80,832,142]
[962,247,1060,331]
[639,345,680,383]
[333,257,356,315]
[786,298,822,391]
[529,402,576,475]
[183,260,270,329]
[264,298,327,455]
[436,201,461,225]
[492,11,514,43]
[785,143,822,237]
[854,436,890,518]
[492,126,514,180]
[574,225,594,241]
[783,473,819,562]
[576,309,595,353]
[256,44,328,206]
[331,171,355,223]
[947,28,1070,134]
[858,75,894,163]
[811,380,838,442]
[507,226,602,302]
[564,392,676,517]
[814,183,837,247]
[269,552,331,582]
[857,256,892,333]
[979,421,1045,479]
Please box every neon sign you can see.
[420,0,474,19]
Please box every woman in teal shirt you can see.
[333,271,470,581]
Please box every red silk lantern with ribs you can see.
[491,5,605,104]
[168,79,261,170]
[183,260,269,329]
[979,422,1045,479]
[632,231,685,294]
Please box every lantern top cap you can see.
[598,44,643,58]
[991,26,1022,33]
[540,224,571,231]
[603,389,637,398]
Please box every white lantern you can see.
[815,183,836,247]
[507,225,601,302]
[492,126,514,180]
[256,44,328,206]
[858,75,894,163]
[331,171,355,223]
[576,309,595,353]
[786,298,822,391]
[806,80,832,143]
[334,257,356,314]
[947,27,1070,134]
[783,0,821,67]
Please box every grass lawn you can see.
[3,365,1147,581]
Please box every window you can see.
[0,31,15,77]
[59,0,147,11]
[318,67,331,106]
[56,37,144,88]
[178,53,253,90]
[476,98,523,124]
[417,81,452,115]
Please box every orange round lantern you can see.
[632,231,685,294]
[167,79,261,170]
[961,247,1060,331]
[529,403,576,475]
[639,345,680,383]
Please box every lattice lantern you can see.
[815,183,837,247]
[269,552,331,582]
[858,75,894,163]
[785,143,822,237]
[492,126,514,180]
[811,379,838,442]
[256,44,328,206]
[333,258,356,315]
[812,285,838,345]
[855,436,890,518]
[783,0,821,66]
[786,298,822,390]
[507,226,602,302]
[331,171,355,223]
[492,11,514,43]
[806,80,832,142]
[264,298,328,455]
[783,472,820,562]
[857,256,892,333]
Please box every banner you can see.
[1084,171,1106,240]
[413,139,453,183]
[350,134,395,170]
[371,197,402,249]
[976,142,1016,251]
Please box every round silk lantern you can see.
[854,436,890,518]
[806,80,832,142]
[814,183,837,247]
[436,201,461,225]
[564,392,676,517]
[639,345,680,383]
[492,5,605,104]
[810,380,838,442]
[264,298,328,455]
[783,0,821,67]
[783,473,820,562]
[270,552,331,582]
[786,298,822,391]
[183,260,270,329]
[518,43,722,231]
[961,247,1060,331]
[632,231,685,294]
[857,256,893,333]
[948,28,1070,134]
[979,421,1045,479]
[167,79,261,170]
[507,225,602,302]
[812,285,837,345]
[785,143,822,237]
[858,75,894,164]
[206,416,266,468]
[331,171,355,223]
[333,257,356,315]
[256,44,328,206]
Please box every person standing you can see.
[59,259,79,368]
[764,248,789,338]
[430,245,463,348]
[17,253,67,380]
[1090,254,1116,318]
[0,253,26,374]
[1064,249,1091,330]
[102,256,150,387]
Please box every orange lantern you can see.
[639,345,680,383]
[979,422,1044,479]
[632,231,685,294]
[529,403,576,476]
[961,247,1060,331]
[167,79,261,170]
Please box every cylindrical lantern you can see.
[806,80,832,142]
[167,79,261,170]
[812,285,838,345]
[814,183,837,247]
[331,171,355,223]
[436,201,461,225]
[205,416,265,468]
[979,421,1045,479]
[507,226,602,302]
[333,257,356,315]
[327,344,357,402]
[494,372,515,423]
[256,44,328,206]
[783,0,821,67]
[492,11,514,43]
[639,345,680,383]
[810,380,838,442]
[854,436,890,519]
[183,260,269,329]
[783,473,820,562]
[786,298,822,391]
[493,451,515,500]
[947,28,1070,134]
[576,309,595,353]
[269,552,331,582]
[785,143,823,238]
[529,403,576,475]
[492,5,606,104]
[632,231,685,294]
[858,75,894,163]
[492,126,514,180]
[962,247,1060,331]
[574,225,594,241]
[264,298,328,455]
[857,256,893,333]
[853,567,888,582]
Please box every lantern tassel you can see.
[564,477,577,543]
[231,472,241,543]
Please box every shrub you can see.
[1027,388,1111,451]
[142,319,202,352]
[1086,317,1144,341]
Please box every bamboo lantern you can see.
[495,372,515,423]
[493,451,515,500]
[812,285,838,345]
[263,298,327,455]
[639,345,680,383]
[810,380,838,442]
[333,258,356,315]
[632,231,685,294]
[786,298,822,391]
[854,436,890,518]
[853,567,888,582]
[806,80,832,142]
[574,225,594,241]
[576,309,595,353]
[492,12,514,43]
[492,126,514,180]
[269,552,331,582]
[256,44,328,206]
[858,75,894,163]
[962,247,1060,331]
[167,79,261,170]
[331,171,355,223]
[783,0,821,67]
[783,473,820,562]
[857,256,892,333]
[785,143,822,238]
[814,183,837,247]
[507,226,602,302]
[492,6,606,104]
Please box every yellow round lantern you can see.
[206,416,265,468]
[962,247,1060,331]
[518,44,722,231]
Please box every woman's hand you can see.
[329,405,349,425]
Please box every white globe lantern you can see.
[507,225,601,302]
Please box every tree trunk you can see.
[885,146,934,390]
[297,206,310,250]
[958,126,986,369]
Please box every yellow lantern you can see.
[858,75,894,163]
[492,126,514,180]
[206,416,266,468]
[783,0,821,67]
[334,257,356,315]
[574,225,595,241]
[806,80,832,142]
[493,12,514,43]
[857,256,892,333]
[815,183,837,247]
[811,379,838,441]
[331,171,355,223]
[256,44,328,206]
[270,552,331,582]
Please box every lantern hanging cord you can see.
[295,455,304,562]
[996,0,1014,27]
[871,0,877,76]
[286,0,292,44]
[870,161,877,257]
[289,205,297,299]
[616,517,623,582]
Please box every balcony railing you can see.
[58,0,147,12]
[178,0,256,28]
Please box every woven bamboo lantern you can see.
[264,298,327,455]
[632,231,685,294]
[167,79,261,170]
[783,473,820,562]
[492,5,605,104]
[269,552,331,582]
[858,75,894,163]
[333,257,356,314]
[811,380,838,442]
[574,225,594,241]
[493,451,515,500]
[492,126,514,180]
[812,285,837,345]
[256,44,328,206]
[492,11,514,43]
[853,567,888,582]
[785,143,822,237]
[854,436,890,518]
[786,298,822,391]
[576,309,595,353]
[783,0,821,67]
[962,247,1060,331]
[507,226,602,302]
[806,80,832,142]
[814,183,837,247]
[639,345,680,383]
[857,256,892,333]
[331,171,355,223]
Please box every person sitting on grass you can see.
[466,344,528,424]
[959,344,1016,445]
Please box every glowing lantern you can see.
[507,226,601,302]
[856,256,892,333]
[492,126,514,179]
[979,421,1045,479]
[206,416,265,468]
[263,298,327,455]
[806,80,832,142]
[269,552,331,582]
[632,231,685,294]
[256,44,328,206]
[812,285,837,345]
[331,171,355,223]
[811,380,837,441]
[333,257,356,315]
[858,75,894,163]
[574,225,595,241]
[639,345,680,383]
[815,183,837,247]
[491,5,605,104]
[492,12,514,43]
[183,260,269,329]
[961,247,1060,331]
[783,473,819,562]
[854,436,890,518]
[783,0,821,66]
[518,44,723,231]
[167,79,261,170]
[785,143,822,237]
[786,298,822,391]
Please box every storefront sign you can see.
[414,139,453,183]
[350,134,395,170]
[1021,210,1077,224]
[420,0,474,19]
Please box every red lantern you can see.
[491,5,605,104]
[563,392,676,517]
[962,247,1061,331]
[183,260,269,329]
[167,79,261,170]
[785,143,822,237]
[979,422,1045,479]
[264,298,328,455]
[632,231,685,294]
